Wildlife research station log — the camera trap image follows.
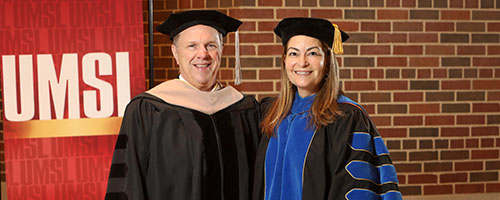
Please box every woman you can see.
[253,18,402,200]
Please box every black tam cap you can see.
[274,17,349,48]
[157,10,242,40]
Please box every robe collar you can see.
[147,79,244,115]
[291,92,316,115]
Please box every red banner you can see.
[0,0,145,199]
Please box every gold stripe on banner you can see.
[4,117,123,139]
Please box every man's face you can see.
[171,25,223,91]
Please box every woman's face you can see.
[285,35,326,97]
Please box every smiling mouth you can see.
[194,63,211,68]
[295,71,312,75]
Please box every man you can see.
[105,10,260,200]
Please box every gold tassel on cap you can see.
[332,23,344,55]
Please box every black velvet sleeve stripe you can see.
[105,192,128,200]
[114,134,128,149]
[109,163,128,178]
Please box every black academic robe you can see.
[105,92,260,200]
[253,97,401,200]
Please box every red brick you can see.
[240,33,274,43]
[465,0,479,8]
[223,45,256,56]
[471,126,499,136]
[486,183,500,192]
[258,21,279,31]
[179,0,190,8]
[488,22,500,31]
[433,69,447,78]
[417,69,431,78]
[451,139,465,148]
[441,127,470,137]
[457,115,485,125]
[456,184,484,194]
[408,174,437,184]
[442,10,471,20]
[442,80,471,90]
[193,0,204,8]
[410,151,438,161]
[488,45,500,55]
[394,116,423,126]
[311,9,343,19]
[409,33,438,43]
[481,138,494,147]
[258,45,283,55]
[402,0,416,7]
[426,22,455,31]
[360,45,391,55]
[344,81,375,91]
[424,185,453,195]
[394,45,423,55]
[467,139,480,148]
[240,21,256,31]
[259,69,281,79]
[377,9,408,19]
[471,149,499,159]
[377,57,407,66]
[409,104,440,113]
[277,9,309,18]
[397,175,406,184]
[425,45,455,55]
[233,81,274,91]
[458,45,486,55]
[371,116,391,126]
[362,104,376,115]
[409,57,439,67]
[455,161,483,171]
[440,173,468,183]
[394,92,423,102]
[488,92,500,101]
[378,33,408,43]
[361,22,390,31]
[378,128,407,138]
[336,21,359,32]
[426,116,454,125]
[480,68,493,78]
[449,0,463,8]
[353,69,368,78]
[378,80,408,90]
[473,80,500,89]
[473,58,500,66]
[395,163,422,173]
[258,0,282,6]
[394,22,423,31]
[369,69,384,78]
[473,103,500,112]
[229,9,274,19]
[386,0,400,7]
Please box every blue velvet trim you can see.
[350,132,375,154]
[346,189,403,200]
[345,161,399,185]
[374,137,390,156]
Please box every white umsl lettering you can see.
[3,55,35,122]
[37,54,80,120]
[82,53,114,118]
[1,52,131,121]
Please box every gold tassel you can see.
[332,23,344,55]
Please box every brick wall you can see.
[147,0,500,197]
[0,0,499,198]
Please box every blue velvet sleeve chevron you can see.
[338,95,402,200]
